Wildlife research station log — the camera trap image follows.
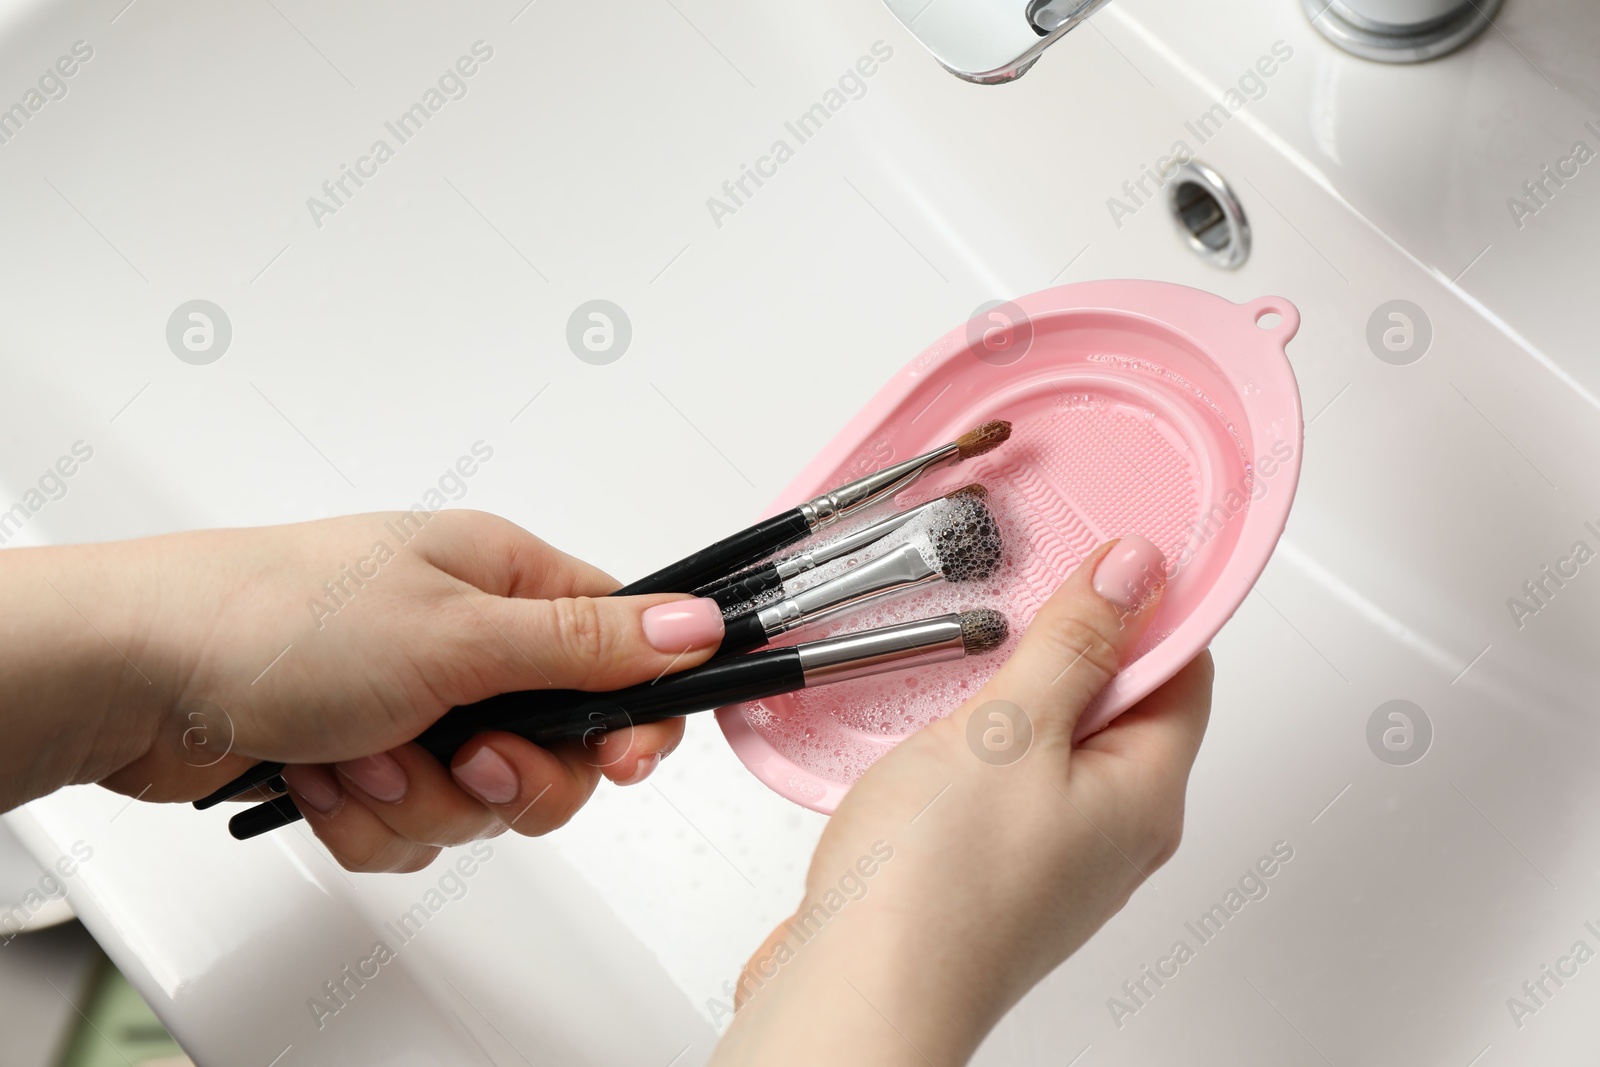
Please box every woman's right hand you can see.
[713,536,1213,1066]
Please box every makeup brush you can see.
[193,489,1006,815]
[695,484,988,611]
[610,420,1010,596]
[713,493,1003,657]
[199,436,1007,814]
[191,765,290,810]
[226,609,1010,840]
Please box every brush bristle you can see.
[945,482,988,500]
[929,497,1003,582]
[955,420,1011,460]
[959,609,1009,655]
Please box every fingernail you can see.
[337,753,408,803]
[641,598,725,652]
[283,764,343,815]
[454,747,519,805]
[1093,534,1166,609]
[619,752,661,786]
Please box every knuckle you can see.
[1149,823,1182,869]
[507,769,596,837]
[585,727,641,771]
[338,838,438,874]
[512,798,577,837]
[1144,801,1187,869]
[549,596,609,680]
[1044,615,1122,686]
[392,846,441,874]
[416,815,493,849]
[332,833,392,874]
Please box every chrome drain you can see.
[1167,161,1250,270]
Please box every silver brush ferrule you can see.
[797,613,967,685]
[756,542,940,635]
[774,496,946,581]
[798,443,961,529]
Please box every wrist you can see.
[716,894,1001,1067]
[0,542,170,809]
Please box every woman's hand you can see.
[713,536,1212,1066]
[0,510,726,871]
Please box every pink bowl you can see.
[717,280,1303,813]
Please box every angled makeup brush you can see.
[225,609,1010,840]
[610,420,1010,596]
[696,484,988,611]
[713,494,1004,657]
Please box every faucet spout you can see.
[1027,0,1113,34]
[882,0,1114,83]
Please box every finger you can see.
[447,732,602,835]
[980,535,1167,742]
[409,510,727,693]
[409,510,620,599]
[735,919,799,1011]
[280,764,441,873]
[1072,653,1214,870]
[580,718,686,786]
[1079,651,1214,773]
[474,591,726,693]
[332,745,502,847]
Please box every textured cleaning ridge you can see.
[1037,400,1198,561]
[976,460,1100,616]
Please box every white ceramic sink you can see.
[3,0,1599,1063]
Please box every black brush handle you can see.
[699,564,785,611]
[229,795,303,839]
[229,648,807,841]
[691,559,767,596]
[207,610,775,813]
[713,611,771,659]
[413,649,804,755]
[210,517,810,813]
[195,762,287,810]
[222,512,811,823]
[611,510,811,596]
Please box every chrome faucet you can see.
[884,0,1499,83]
[879,0,1114,84]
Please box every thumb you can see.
[977,535,1167,743]
[479,593,726,692]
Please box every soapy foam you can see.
[928,495,1003,582]
[740,479,1041,782]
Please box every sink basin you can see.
[3,0,1598,1063]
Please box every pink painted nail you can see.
[454,747,519,805]
[1093,534,1166,609]
[641,598,725,652]
[283,764,343,815]
[337,752,408,803]
[619,752,662,786]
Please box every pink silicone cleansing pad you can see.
[717,281,1303,813]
